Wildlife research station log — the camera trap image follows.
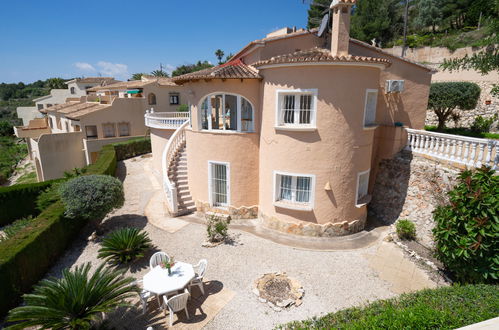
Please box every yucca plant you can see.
[6,263,138,330]
[98,228,153,265]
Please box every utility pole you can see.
[402,0,409,57]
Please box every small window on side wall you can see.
[102,123,116,138]
[70,87,76,94]
[356,169,370,206]
[363,89,378,127]
[118,122,130,136]
[148,93,156,105]
[170,93,179,105]
[85,125,98,139]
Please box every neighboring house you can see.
[15,76,187,181]
[146,0,434,237]
[16,77,119,125]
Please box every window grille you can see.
[356,170,370,204]
[276,174,312,204]
[210,163,228,207]
[364,90,378,127]
[277,90,316,127]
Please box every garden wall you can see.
[369,151,459,248]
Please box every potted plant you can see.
[161,256,176,275]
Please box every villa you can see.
[146,0,434,236]
[14,76,187,181]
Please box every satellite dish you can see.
[317,13,329,37]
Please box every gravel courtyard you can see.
[45,155,440,329]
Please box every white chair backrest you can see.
[197,259,208,279]
[149,252,170,269]
[165,292,189,312]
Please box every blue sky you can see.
[0,0,311,83]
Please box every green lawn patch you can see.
[425,126,499,140]
[279,285,499,330]
[15,171,37,185]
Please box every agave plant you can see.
[98,227,153,265]
[6,263,138,330]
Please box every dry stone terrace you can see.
[43,155,442,329]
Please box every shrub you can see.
[59,175,124,221]
[98,228,152,265]
[84,144,117,176]
[206,213,231,242]
[0,216,32,242]
[428,82,481,130]
[279,284,499,329]
[470,114,498,133]
[112,137,151,161]
[433,167,498,283]
[396,219,416,240]
[0,120,13,136]
[6,263,138,329]
[178,104,189,112]
[35,182,62,211]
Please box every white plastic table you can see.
[143,261,195,307]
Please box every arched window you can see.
[70,87,76,94]
[148,93,156,105]
[199,93,254,132]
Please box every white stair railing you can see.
[162,120,190,214]
[145,112,190,129]
[406,128,498,171]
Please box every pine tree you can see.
[415,0,442,32]
[307,0,330,29]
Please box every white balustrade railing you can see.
[162,120,190,214]
[145,111,190,129]
[406,128,498,171]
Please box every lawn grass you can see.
[279,284,498,330]
[15,171,37,185]
[0,136,27,184]
[425,126,499,140]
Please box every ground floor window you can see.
[102,123,116,138]
[209,161,230,207]
[274,171,315,208]
[356,169,370,205]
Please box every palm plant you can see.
[6,263,138,329]
[98,228,153,265]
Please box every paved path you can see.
[46,155,442,329]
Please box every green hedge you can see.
[112,137,151,161]
[0,179,63,226]
[0,143,119,317]
[279,284,499,330]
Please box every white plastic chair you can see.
[162,289,190,327]
[149,252,170,269]
[188,259,207,295]
[132,280,152,315]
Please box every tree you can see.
[59,175,124,221]
[415,0,442,32]
[0,120,13,136]
[150,70,169,77]
[307,0,330,29]
[350,0,403,45]
[130,73,146,80]
[45,77,66,89]
[171,61,214,77]
[215,49,225,65]
[428,82,481,130]
[6,263,138,329]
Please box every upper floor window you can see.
[148,93,156,105]
[37,104,44,110]
[276,89,317,130]
[118,122,130,136]
[200,93,254,132]
[356,169,370,206]
[274,171,315,210]
[102,123,116,138]
[70,87,76,94]
[56,117,61,130]
[170,93,180,105]
[85,125,98,139]
[363,89,378,127]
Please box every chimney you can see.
[330,0,355,57]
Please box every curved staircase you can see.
[162,120,195,216]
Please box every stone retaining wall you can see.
[195,201,258,220]
[369,152,460,248]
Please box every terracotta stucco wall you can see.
[143,84,188,113]
[150,128,174,175]
[258,65,381,225]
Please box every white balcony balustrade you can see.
[144,111,190,129]
[406,128,498,171]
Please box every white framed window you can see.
[275,89,317,130]
[170,93,180,105]
[356,169,370,206]
[208,161,230,207]
[363,89,378,127]
[199,93,254,132]
[273,171,315,210]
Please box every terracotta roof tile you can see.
[253,47,391,67]
[172,59,261,83]
[88,80,154,91]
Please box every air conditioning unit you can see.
[385,80,405,93]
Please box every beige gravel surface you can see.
[44,155,440,329]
